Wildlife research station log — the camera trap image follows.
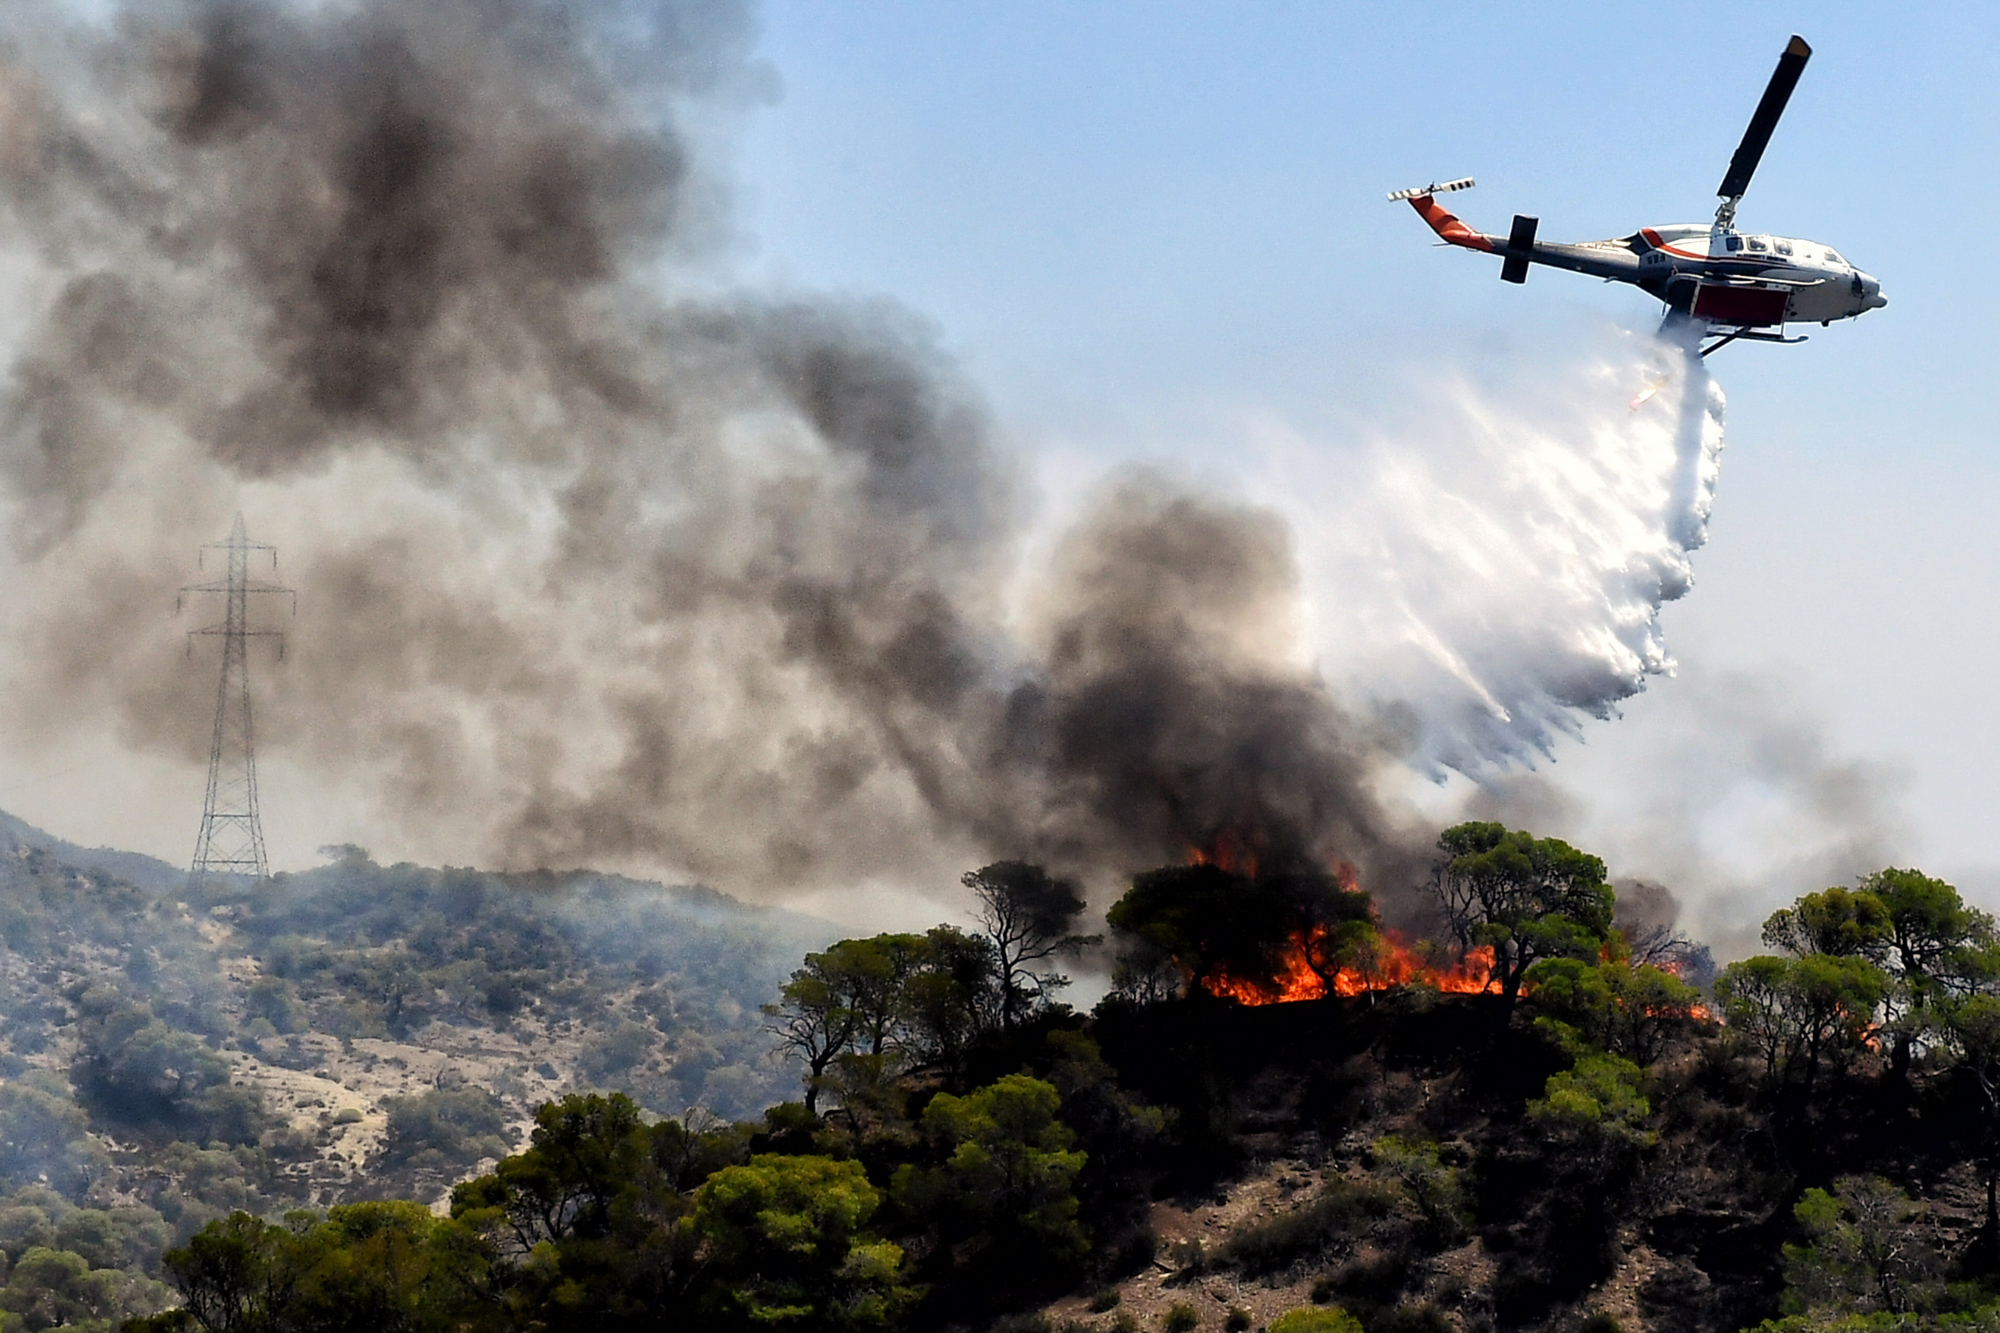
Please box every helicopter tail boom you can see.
[1404,194,1494,251]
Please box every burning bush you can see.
[1107,863,1378,1004]
[1106,860,1496,1005]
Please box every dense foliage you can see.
[19,816,2000,1330]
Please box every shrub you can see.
[1368,1137,1468,1245]
[1270,1308,1363,1333]
[69,1010,267,1145]
[1371,1303,1452,1333]
[1779,1176,1942,1318]
[579,1022,654,1082]
[244,977,304,1033]
[0,1074,109,1196]
[0,1244,173,1329]
[1163,1302,1201,1332]
[376,1088,510,1172]
[1528,1052,1654,1148]
[1221,1178,1395,1276]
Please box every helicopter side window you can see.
[1774,240,1793,256]
[1746,238,1768,252]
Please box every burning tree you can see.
[1106,863,1378,1004]
[1427,823,1614,1006]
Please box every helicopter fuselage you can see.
[1406,194,1885,332]
[1546,221,1882,325]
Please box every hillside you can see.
[2,823,1996,1333]
[0,811,835,1323]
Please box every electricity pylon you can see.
[182,515,294,886]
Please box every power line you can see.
[181,515,294,887]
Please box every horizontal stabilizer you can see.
[1500,214,1538,284]
[1387,177,1474,202]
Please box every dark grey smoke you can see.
[0,0,1428,907]
[1015,476,1427,888]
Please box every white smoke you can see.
[1240,328,1726,772]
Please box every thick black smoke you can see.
[0,0,1429,907]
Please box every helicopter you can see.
[1389,36,1885,356]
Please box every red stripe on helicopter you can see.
[1640,228,1709,260]
[1409,196,1494,252]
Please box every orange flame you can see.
[1633,947,1717,1025]
[1199,925,1498,1005]
[1188,832,1259,879]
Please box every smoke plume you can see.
[1461,665,1913,960]
[0,0,1736,916]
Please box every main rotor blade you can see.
[1717,35,1812,200]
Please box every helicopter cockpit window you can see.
[1825,249,1846,265]
[1746,238,1768,252]
[1725,236,1742,251]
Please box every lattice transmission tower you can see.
[181,515,294,886]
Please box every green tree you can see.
[1427,823,1615,1004]
[766,931,1008,1109]
[962,862,1098,1029]
[162,1204,493,1333]
[450,1093,740,1329]
[0,1244,168,1331]
[839,934,930,1059]
[449,1093,652,1254]
[288,1202,493,1333]
[764,949,867,1115]
[692,1154,911,1331]
[159,1211,296,1333]
[1866,869,1998,981]
[1934,994,2000,1240]
[1779,1176,1941,1318]
[1715,954,1889,1088]
[896,1074,1089,1261]
[1763,888,1893,961]
[898,926,1001,1079]
[1863,870,2000,1077]
[1528,1051,1654,1150]
[1524,954,1705,1066]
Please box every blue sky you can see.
[727,1,2000,930]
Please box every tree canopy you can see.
[1427,823,1615,1003]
